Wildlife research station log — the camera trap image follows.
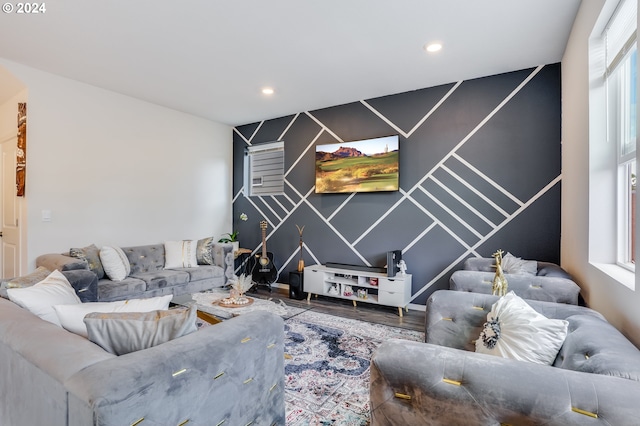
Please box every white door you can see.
[1,137,20,279]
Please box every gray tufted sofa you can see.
[0,294,285,426]
[450,257,581,304]
[370,290,640,425]
[36,243,234,302]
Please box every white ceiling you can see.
[0,0,582,126]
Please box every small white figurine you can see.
[398,260,408,276]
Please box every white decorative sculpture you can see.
[398,260,408,276]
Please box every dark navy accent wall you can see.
[232,63,561,305]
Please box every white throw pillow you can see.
[7,270,81,326]
[53,294,173,338]
[164,240,199,269]
[99,246,131,281]
[476,291,568,365]
[500,252,537,275]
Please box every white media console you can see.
[303,264,412,317]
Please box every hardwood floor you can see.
[247,286,426,333]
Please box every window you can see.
[244,141,285,196]
[605,0,637,270]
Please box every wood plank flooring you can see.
[247,286,425,333]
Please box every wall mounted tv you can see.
[315,135,399,194]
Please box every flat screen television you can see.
[315,135,399,194]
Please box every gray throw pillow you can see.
[69,244,105,279]
[84,306,197,355]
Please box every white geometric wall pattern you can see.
[232,63,561,305]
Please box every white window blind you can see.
[244,141,285,196]
[605,0,637,74]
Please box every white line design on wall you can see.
[233,65,560,302]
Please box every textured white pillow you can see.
[164,240,199,268]
[99,246,131,281]
[7,270,81,326]
[53,294,173,337]
[500,252,537,275]
[476,291,568,365]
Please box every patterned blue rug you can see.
[284,310,424,425]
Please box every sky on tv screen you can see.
[316,135,398,155]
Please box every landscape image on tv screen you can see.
[315,135,399,194]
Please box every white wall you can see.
[0,60,233,271]
[562,0,640,347]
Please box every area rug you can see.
[284,310,424,425]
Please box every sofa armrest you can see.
[36,253,88,272]
[370,339,640,426]
[449,270,580,304]
[65,310,285,426]
[212,242,235,282]
[61,270,98,302]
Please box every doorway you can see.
[0,135,21,279]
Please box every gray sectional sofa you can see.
[36,242,234,302]
[0,291,285,425]
[370,290,640,425]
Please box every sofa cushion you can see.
[122,244,165,274]
[99,246,131,281]
[53,294,173,338]
[130,270,190,291]
[69,244,105,279]
[7,270,82,326]
[84,306,197,355]
[98,277,147,301]
[164,240,199,269]
[180,264,225,282]
[476,291,568,365]
[554,314,640,381]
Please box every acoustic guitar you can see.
[247,220,278,288]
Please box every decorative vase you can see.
[296,224,305,272]
[232,241,240,254]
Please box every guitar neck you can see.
[261,228,267,257]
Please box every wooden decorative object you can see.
[296,224,305,272]
[16,103,26,197]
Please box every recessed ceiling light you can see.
[424,43,442,53]
[262,87,275,95]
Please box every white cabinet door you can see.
[303,266,325,294]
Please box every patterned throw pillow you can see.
[196,237,214,265]
[476,291,568,365]
[69,244,105,279]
